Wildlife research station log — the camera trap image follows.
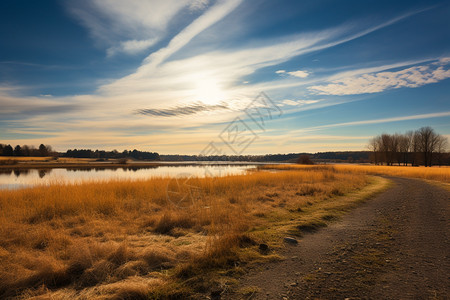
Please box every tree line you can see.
[0,144,53,157]
[0,144,160,161]
[159,152,370,163]
[368,126,448,166]
[63,149,160,160]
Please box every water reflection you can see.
[14,169,30,177]
[38,169,51,178]
[0,169,12,175]
[4,166,163,177]
[0,164,252,190]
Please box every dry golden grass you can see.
[334,164,450,182]
[0,167,384,299]
[0,157,97,163]
[261,164,450,182]
[53,157,97,164]
[0,157,54,161]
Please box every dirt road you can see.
[227,177,450,299]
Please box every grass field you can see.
[0,157,53,161]
[0,157,95,162]
[259,164,450,182]
[4,164,442,299]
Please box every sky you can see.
[0,0,449,155]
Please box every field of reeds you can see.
[259,164,450,183]
[0,157,54,161]
[0,166,389,299]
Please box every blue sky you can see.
[0,0,449,154]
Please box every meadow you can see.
[259,164,450,183]
[1,164,447,299]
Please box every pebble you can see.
[259,243,269,253]
[284,237,298,244]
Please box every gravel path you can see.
[226,177,450,299]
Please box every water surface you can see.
[0,164,253,190]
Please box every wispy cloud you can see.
[329,111,450,127]
[136,101,229,117]
[282,99,319,106]
[140,0,244,68]
[295,111,450,134]
[189,0,210,11]
[309,59,450,95]
[106,39,158,57]
[67,0,211,56]
[0,93,82,115]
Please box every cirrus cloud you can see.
[282,99,320,106]
[67,0,212,56]
[309,59,450,95]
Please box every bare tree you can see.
[398,133,411,166]
[368,136,381,165]
[380,134,394,165]
[435,135,448,166]
[416,127,440,167]
[392,133,401,165]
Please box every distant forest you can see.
[0,144,53,157]
[63,149,160,160]
[0,144,160,161]
[159,152,370,163]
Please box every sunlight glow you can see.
[190,73,227,105]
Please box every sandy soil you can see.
[225,177,450,299]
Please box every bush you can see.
[297,155,314,165]
[118,158,128,164]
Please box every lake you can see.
[0,164,256,190]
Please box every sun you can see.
[190,73,227,105]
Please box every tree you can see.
[45,145,53,156]
[411,131,421,166]
[22,145,31,156]
[416,127,440,167]
[380,134,394,165]
[13,145,23,156]
[435,135,448,166]
[391,133,401,165]
[398,132,412,166]
[38,144,48,157]
[3,144,13,156]
[368,136,381,165]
